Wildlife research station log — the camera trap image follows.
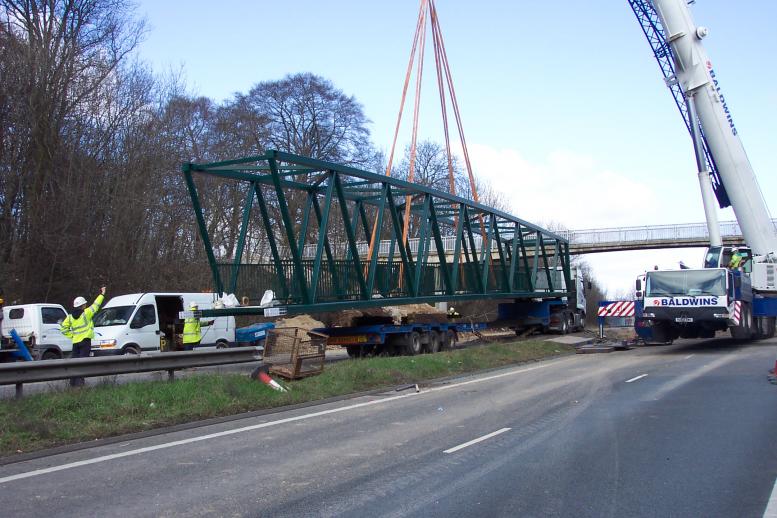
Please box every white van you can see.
[1,304,72,359]
[92,293,235,355]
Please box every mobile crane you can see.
[630,0,777,342]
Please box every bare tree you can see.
[0,0,148,302]
[240,72,373,166]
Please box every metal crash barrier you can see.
[0,346,262,398]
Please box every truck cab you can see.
[639,268,739,341]
[1,304,72,359]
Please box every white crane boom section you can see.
[652,0,777,258]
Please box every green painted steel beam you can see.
[429,199,453,295]
[267,156,309,304]
[229,183,256,293]
[385,186,415,295]
[365,183,388,295]
[182,165,224,295]
[253,183,288,300]
[311,195,343,299]
[334,173,368,299]
[309,172,335,302]
[413,194,432,297]
[450,204,465,293]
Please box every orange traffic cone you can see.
[257,370,287,392]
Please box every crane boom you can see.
[627,0,729,209]
[650,0,777,258]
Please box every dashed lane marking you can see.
[444,428,511,454]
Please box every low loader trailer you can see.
[320,321,487,357]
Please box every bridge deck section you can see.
[183,151,572,314]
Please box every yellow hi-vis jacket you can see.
[61,294,104,344]
[183,317,203,344]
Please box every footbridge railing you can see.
[293,219,764,258]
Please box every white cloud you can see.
[467,144,661,229]
[462,143,718,294]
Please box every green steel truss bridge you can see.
[183,151,571,315]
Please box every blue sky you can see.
[135,0,777,296]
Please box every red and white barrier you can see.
[728,301,741,326]
[597,301,636,317]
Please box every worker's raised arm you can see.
[86,286,107,318]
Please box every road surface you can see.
[1,337,776,517]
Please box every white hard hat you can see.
[73,296,87,308]
[189,301,198,309]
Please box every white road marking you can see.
[0,392,419,485]
[625,374,648,383]
[684,354,694,360]
[428,361,557,393]
[443,428,511,454]
[0,358,566,485]
[763,476,777,517]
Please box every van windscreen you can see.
[94,306,135,327]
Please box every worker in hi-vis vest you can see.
[728,249,743,270]
[61,286,106,386]
[182,301,213,350]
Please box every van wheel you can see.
[42,350,60,360]
[216,340,229,349]
[123,345,140,355]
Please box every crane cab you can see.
[704,246,752,273]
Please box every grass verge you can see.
[0,339,573,457]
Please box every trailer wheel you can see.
[403,332,422,356]
[346,345,362,358]
[441,329,456,350]
[560,316,569,335]
[577,312,586,331]
[426,331,441,354]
